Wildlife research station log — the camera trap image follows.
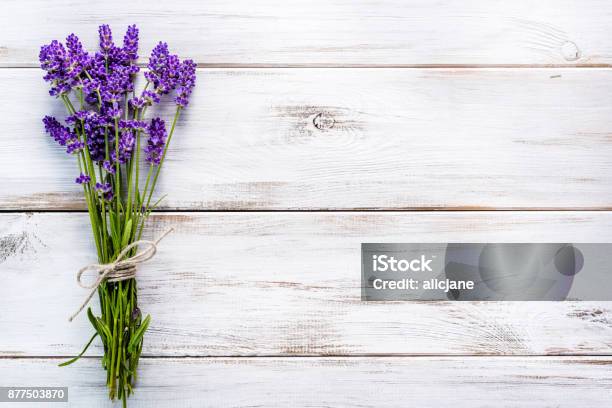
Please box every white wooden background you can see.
[1,1,612,406]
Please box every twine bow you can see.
[69,228,174,322]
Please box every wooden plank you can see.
[1,357,611,407]
[2,68,612,210]
[2,212,612,357]
[2,1,612,66]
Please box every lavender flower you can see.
[72,110,92,121]
[142,90,160,105]
[175,59,196,107]
[145,118,167,165]
[145,42,169,83]
[98,25,114,54]
[121,131,135,153]
[66,139,85,154]
[107,105,122,119]
[39,40,66,79]
[95,182,113,201]
[39,41,71,96]
[145,42,181,95]
[122,24,139,62]
[88,53,107,80]
[120,119,147,132]
[43,116,70,145]
[66,34,87,62]
[95,182,111,193]
[102,160,116,175]
[65,34,89,83]
[129,96,146,109]
[118,125,136,162]
[75,173,91,184]
[42,116,83,154]
[66,111,108,163]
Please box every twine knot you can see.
[69,228,174,322]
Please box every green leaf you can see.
[96,317,113,341]
[86,307,98,330]
[58,332,98,367]
[128,315,151,354]
[86,308,105,344]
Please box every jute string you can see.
[69,228,174,322]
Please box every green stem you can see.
[135,107,181,240]
[59,83,160,405]
[114,118,121,255]
[136,166,154,239]
[61,95,103,256]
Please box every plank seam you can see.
[2,209,612,213]
[3,64,612,69]
[2,354,612,359]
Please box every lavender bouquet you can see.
[39,25,195,405]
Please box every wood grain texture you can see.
[2,1,612,66]
[3,0,611,403]
[2,212,612,357]
[2,68,612,210]
[1,357,611,407]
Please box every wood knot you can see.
[560,41,581,62]
[312,112,335,130]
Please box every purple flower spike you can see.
[132,121,148,132]
[123,24,139,62]
[129,97,146,109]
[103,160,116,175]
[43,116,70,145]
[98,25,114,54]
[39,40,71,96]
[66,139,85,154]
[175,59,196,107]
[147,42,169,74]
[69,111,108,163]
[142,90,160,105]
[145,117,167,165]
[39,40,66,77]
[75,173,91,184]
[117,127,136,163]
[65,34,89,81]
[43,116,83,154]
[95,182,112,193]
[66,34,85,57]
[145,42,181,95]
[120,119,147,132]
[95,182,114,201]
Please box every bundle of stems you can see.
[40,24,195,407]
[58,89,181,406]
